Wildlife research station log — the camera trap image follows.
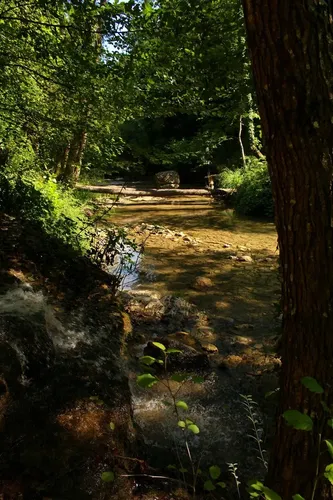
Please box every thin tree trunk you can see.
[242,1,333,498]
[247,92,265,159]
[239,115,246,168]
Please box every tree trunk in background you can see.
[56,131,87,185]
[242,1,333,498]
[55,143,70,178]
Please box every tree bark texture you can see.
[242,1,333,498]
[56,130,87,185]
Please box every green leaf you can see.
[192,375,205,384]
[247,480,264,493]
[176,400,188,411]
[185,418,194,425]
[166,348,182,354]
[179,467,188,473]
[167,464,177,470]
[139,355,156,366]
[137,373,158,388]
[209,465,221,480]
[152,341,166,351]
[328,418,333,429]
[204,480,216,491]
[263,487,282,500]
[101,471,115,482]
[301,376,324,394]
[188,424,200,434]
[325,463,333,484]
[292,495,305,500]
[109,422,115,431]
[283,410,313,431]
[178,420,186,428]
[326,440,333,458]
[217,482,226,488]
[171,373,188,382]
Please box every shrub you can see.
[0,171,88,251]
[217,167,244,190]
[218,157,274,218]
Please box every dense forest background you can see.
[0,0,273,246]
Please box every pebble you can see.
[238,255,253,263]
[134,223,199,245]
[235,323,254,330]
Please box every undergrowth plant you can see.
[136,341,226,497]
[247,376,333,500]
[241,395,267,470]
[218,157,274,218]
[101,341,228,498]
[0,171,140,285]
[101,358,333,499]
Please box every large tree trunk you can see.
[242,1,333,498]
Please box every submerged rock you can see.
[192,276,214,290]
[200,342,219,353]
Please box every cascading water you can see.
[0,282,133,499]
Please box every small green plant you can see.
[228,463,241,499]
[248,376,333,500]
[101,342,228,497]
[282,376,333,500]
[137,341,207,496]
[241,394,267,470]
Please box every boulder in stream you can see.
[155,170,180,189]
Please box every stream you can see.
[0,201,281,498]
[109,199,281,488]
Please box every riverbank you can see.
[0,214,136,500]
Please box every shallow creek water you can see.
[109,199,281,485]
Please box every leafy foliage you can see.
[0,171,87,249]
[301,376,324,394]
[218,157,274,217]
[283,410,313,431]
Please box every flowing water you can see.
[110,199,281,486]
[0,283,131,499]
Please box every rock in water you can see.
[200,342,219,354]
[193,276,214,290]
[155,170,180,189]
